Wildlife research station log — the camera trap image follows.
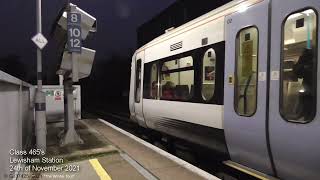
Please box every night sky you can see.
[0,0,175,84]
[0,0,231,113]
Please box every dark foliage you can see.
[80,52,132,114]
[0,54,30,82]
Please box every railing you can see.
[0,70,35,178]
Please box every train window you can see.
[160,56,194,101]
[143,62,159,99]
[281,9,318,123]
[235,27,259,116]
[162,57,193,71]
[202,48,216,101]
[135,59,142,103]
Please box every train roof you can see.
[135,0,263,54]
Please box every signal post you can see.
[61,4,83,145]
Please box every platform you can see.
[28,119,220,180]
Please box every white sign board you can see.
[31,33,48,50]
[271,71,280,81]
[58,47,96,79]
[43,85,81,122]
[67,13,82,53]
[258,72,266,81]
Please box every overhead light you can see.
[299,89,305,93]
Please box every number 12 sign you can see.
[67,13,82,53]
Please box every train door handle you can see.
[228,75,234,85]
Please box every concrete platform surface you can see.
[35,153,146,180]
[24,119,219,180]
[83,119,219,180]
[46,121,118,162]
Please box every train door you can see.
[269,1,320,179]
[133,51,147,127]
[129,55,136,120]
[224,0,274,175]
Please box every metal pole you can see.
[66,79,75,134]
[72,53,79,82]
[61,78,83,145]
[63,78,69,132]
[36,0,42,88]
[35,0,46,152]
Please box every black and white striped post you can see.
[34,0,47,152]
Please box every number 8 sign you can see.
[67,13,82,53]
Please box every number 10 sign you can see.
[67,13,82,53]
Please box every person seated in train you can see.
[151,81,157,99]
[292,48,314,119]
[175,85,190,100]
[162,81,175,100]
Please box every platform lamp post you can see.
[31,0,48,152]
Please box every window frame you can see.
[143,61,159,100]
[234,26,260,117]
[201,48,217,102]
[279,7,319,124]
[135,59,142,103]
[141,41,225,105]
[160,56,195,102]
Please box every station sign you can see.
[31,33,48,50]
[54,90,63,101]
[45,90,54,97]
[67,12,82,53]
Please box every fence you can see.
[0,70,35,179]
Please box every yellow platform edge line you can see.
[89,159,112,180]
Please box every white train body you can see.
[129,0,320,179]
[130,0,234,129]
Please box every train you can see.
[129,0,320,179]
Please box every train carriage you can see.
[129,0,320,179]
